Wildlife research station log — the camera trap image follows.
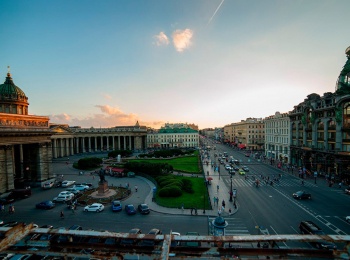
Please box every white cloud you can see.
[172,29,193,52]
[49,105,165,129]
[154,32,169,46]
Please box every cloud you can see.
[154,32,169,46]
[102,93,112,100]
[172,29,193,52]
[49,105,165,129]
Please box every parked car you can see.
[36,200,55,210]
[65,188,81,195]
[72,184,89,191]
[84,203,104,213]
[42,181,54,189]
[242,166,249,172]
[138,228,162,246]
[293,190,311,200]
[299,221,337,249]
[120,228,142,246]
[138,204,150,214]
[0,192,15,205]
[53,192,74,203]
[125,204,136,215]
[61,180,76,187]
[346,216,350,223]
[112,200,122,212]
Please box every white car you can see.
[61,180,76,187]
[42,181,54,189]
[65,188,81,195]
[84,203,104,213]
[53,193,74,203]
[73,184,89,191]
[346,216,350,223]
[58,191,74,196]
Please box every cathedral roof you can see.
[0,71,28,103]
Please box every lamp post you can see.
[203,180,207,214]
[229,175,233,202]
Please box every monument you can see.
[97,168,109,195]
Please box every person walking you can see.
[218,208,222,216]
[222,200,226,209]
[60,211,64,219]
[135,185,138,192]
[0,204,3,213]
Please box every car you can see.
[233,160,239,165]
[229,169,235,175]
[0,192,15,205]
[84,203,104,212]
[65,188,81,195]
[238,169,246,175]
[112,200,122,212]
[138,204,150,214]
[242,166,249,172]
[293,190,311,200]
[42,181,54,189]
[225,165,232,171]
[345,188,350,195]
[138,228,162,246]
[69,225,83,230]
[125,204,137,215]
[299,221,337,250]
[58,191,74,196]
[346,216,350,223]
[120,228,142,246]
[61,180,76,187]
[233,166,239,171]
[36,200,55,210]
[72,184,89,191]
[53,193,74,203]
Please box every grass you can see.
[130,152,201,173]
[155,176,210,210]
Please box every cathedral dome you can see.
[0,70,29,115]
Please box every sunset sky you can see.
[0,0,349,129]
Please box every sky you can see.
[0,0,349,130]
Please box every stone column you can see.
[112,136,115,150]
[82,137,85,153]
[65,138,69,157]
[107,136,110,151]
[59,139,63,158]
[52,139,57,158]
[323,119,329,150]
[95,137,97,152]
[118,136,121,150]
[129,136,132,150]
[88,136,91,152]
[100,136,103,151]
[0,146,15,192]
[70,138,74,155]
[123,136,127,150]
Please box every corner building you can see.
[289,46,350,182]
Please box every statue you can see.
[98,168,106,183]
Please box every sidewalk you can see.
[143,158,239,217]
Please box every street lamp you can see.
[229,175,233,202]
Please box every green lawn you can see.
[155,176,210,210]
[130,152,201,173]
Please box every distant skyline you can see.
[1,0,349,129]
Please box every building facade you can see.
[147,123,199,149]
[289,46,350,181]
[224,118,265,150]
[0,70,54,192]
[264,112,291,163]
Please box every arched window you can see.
[343,102,350,128]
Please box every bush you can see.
[159,179,182,188]
[158,186,182,197]
[77,157,103,170]
[181,179,194,194]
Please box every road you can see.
[206,140,350,248]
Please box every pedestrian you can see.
[8,205,13,214]
[60,211,64,219]
[191,208,193,215]
[11,205,15,214]
[229,208,232,215]
[222,200,225,209]
[194,207,198,215]
[339,182,342,189]
[234,201,237,209]
[135,185,138,192]
[217,185,219,192]
[181,203,184,213]
[72,207,75,214]
[0,204,3,213]
[218,208,221,216]
[221,205,225,212]
[213,197,216,206]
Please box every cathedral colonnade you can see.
[51,126,147,158]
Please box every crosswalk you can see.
[208,217,250,236]
[223,177,318,188]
